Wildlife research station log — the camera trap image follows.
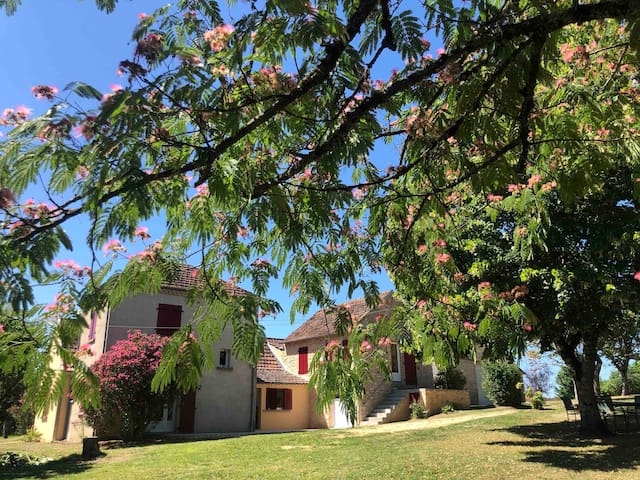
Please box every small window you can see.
[218,349,232,369]
[266,388,292,410]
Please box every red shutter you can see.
[156,304,182,337]
[298,346,308,374]
[284,389,292,410]
[88,311,97,342]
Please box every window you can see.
[298,346,308,374]
[218,348,232,369]
[156,304,182,337]
[88,311,97,343]
[266,388,292,410]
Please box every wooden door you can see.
[403,353,418,385]
[179,390,196,433]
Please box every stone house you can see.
[256,291,490,430]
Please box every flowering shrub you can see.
[84,331,172,441]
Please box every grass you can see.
[1,401,639,479]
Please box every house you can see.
[35,265,257,442]
[255,291,490,430]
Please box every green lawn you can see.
[2,402,639,480]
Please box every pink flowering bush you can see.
[84,331,172,440]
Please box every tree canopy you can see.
[1,0,640,435]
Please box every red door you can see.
[403,353,417,385]
[179,390,196,433]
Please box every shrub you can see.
[530,391,545,410]
[441,403,455,414]
[84,331,172,441]
[7,403,34,435]
[554,365,576,399]
[433,367,466,390]
[23,427,42,442]
[409,401,427,419]
[0,452,51,468]
[481,361,523,407]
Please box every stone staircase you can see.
[360,388,416,426]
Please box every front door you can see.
[178,390,197,433]
[403,353,418,385]
[391,343,402,382]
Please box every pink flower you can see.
[436,253,451,264]
[432,239,446,248]
[477,281,491,291]
[134,226,151,239]
[31,85,59,100]
[487,194,503,202]
[0,323,4,333]
[360,340,372,352]
[417,244,427,254]
[527,174,542,188]
[524,324,533,332]
[15,105,31,120]
[437,48,446,56]
[463,322,477,331]
[102,238,125,254]
[634,272,640,281]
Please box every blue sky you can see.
[0,1,394,338]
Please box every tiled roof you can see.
[257,338,307,384]
[161,264,250,296]
[284,291,397,342]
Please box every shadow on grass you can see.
[0,453,101,479]
[487,421,640,472]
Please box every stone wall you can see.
[417,388,470,416]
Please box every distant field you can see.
[2,401,639,480]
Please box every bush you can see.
[23,427,42,442]
[441,403,455,414]
[84,331,172,441]
[409,401,427,419]
[554,365,576,399]
[433,367,466,390]
[481,361,523,407]
[6,404,34,435]
[530,391,545,410]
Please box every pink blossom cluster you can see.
[53,259,91,278]
[463,321,477,331]
[103,239,126,255]
[134,226,151,240]
[135,33,164,63]
[477,281,493,301]
[0,106,31,126]
[21,199,56,219]
[44,293,76,315]
[31,84,59,100]
[203,24,235,52]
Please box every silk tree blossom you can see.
[463,321,477,331]
[203,24,235,52]
[53,259,91,278]
[0,323,4,333]
[134,226,151,239]
[102,238,126,255]
[31,85,59,100]
[635,272,640,281]
[435,253,451,264]
[487,194,503,202]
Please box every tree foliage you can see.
[1,0,640,435]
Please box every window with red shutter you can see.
[265,388,292,410]
[156,304,182,336]
[298,346,308,374]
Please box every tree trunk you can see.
[620,362,630,396]
[560,339,609,436]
